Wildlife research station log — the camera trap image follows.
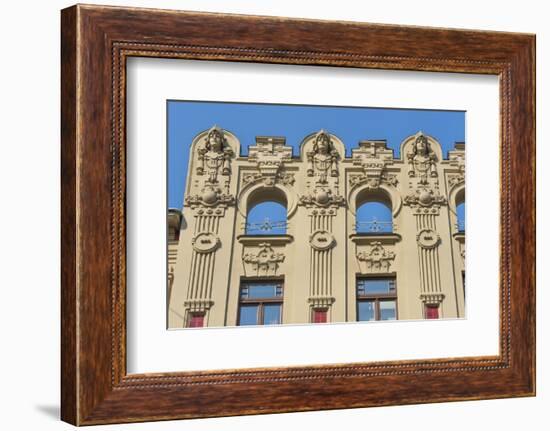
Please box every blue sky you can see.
[168,100,465,212]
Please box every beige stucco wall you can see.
[168,127,465,328]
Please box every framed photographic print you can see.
[61,4,535,425]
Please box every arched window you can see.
[456,202,465,233]
[455,189,465,233]
[245,189,288,235]
[355,191,393,234]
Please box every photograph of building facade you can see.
[168,125,465,328]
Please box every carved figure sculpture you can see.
[197,126,233,183]
[307,130,338,183]
[407,133,437,180]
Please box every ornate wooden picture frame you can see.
[61,4,535,425]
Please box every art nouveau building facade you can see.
[168,126,465,328]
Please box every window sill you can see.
[237,234,294,246]
[453,232,465,243]
[349,233,401,245]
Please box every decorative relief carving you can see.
[306,130,339,183]
[277,172,295,186]
[183,299,214,312]
[352,140,394,164]
[185,185,235,209]
[447,173,465,190]
[404,188,447,208]
[195,207,225,217]
[241,172,262,185]
[196,126,234,183]
[185,126,237,211]
[416,229,440,249]
[307,296,335,308]
[242,171,295,187]
[448,142,465,173]
[247,136,294,186]
[192,232,220,253]
[350,139,395,186]
[311,208,336,216]
[309,230,336,251]
[299,188,345,208]
[242,242,285,276]
[348,172,398,189]
[407,132,438,181]
[249,136,292,161]
[356,241,396,273]
[419,293,445,305]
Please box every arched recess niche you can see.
[348,183,402,218]
[237,182,297,221]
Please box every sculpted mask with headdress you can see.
[197,126,233,183]
[307,130,338,183]
[407,132,437,179]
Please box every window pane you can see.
[263,304,282,325]
[356,201,392,233]
[379,300,397,320]
[244,283,282,299]
[456,202,465,232]
[246,201,287,235]
[357,279,395,295]
[358,300,376,321]
[238,304,259,326]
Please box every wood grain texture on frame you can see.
[60,4,535,425]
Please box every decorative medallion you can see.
[404,188,446,208]
[185,185,235,209]
[192,232,220,253]
[309,230,336,250]
[299,188,345,208]
[416,229,440,249]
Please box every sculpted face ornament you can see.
[315,133,330,155]
[415,134,429,157]
[207,128,224,153]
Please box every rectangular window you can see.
[187,313,205,328]
[313,309,328,323]
[238,281,283,326]
[357,277,397,321]
[425,305,439,319]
